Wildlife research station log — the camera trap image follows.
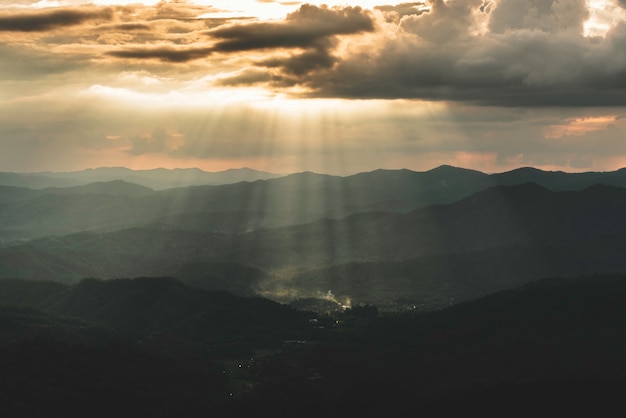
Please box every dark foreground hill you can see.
[0,277,308,348]
[0,275,625,417]
[233,274,626,417]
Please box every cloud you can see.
[201,4,374,80]
[0,43,93,82]
[129,127,185,156]
[208,4,374,52]
[375,2,430,24]
[107,45,214,63]
[104,23,152,32]
[214,68,277,86]
[106,4,374,70]
[399,0,482,43]
[542,115,619,139]
[233,0,626,107]
[259,41,337,76]
[488,0,589,34]
[3,1,626,108]
[1,2,626,175]
[0,7,113,32]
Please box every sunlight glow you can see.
[543,115,618,139]
[82,84,281,109]
[0,1,63,8]
[584,0,626,37]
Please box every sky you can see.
[1,0,626,174]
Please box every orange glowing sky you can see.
[2,0,626,174]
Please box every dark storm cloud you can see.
[260,40,337,76]
[105,23,152,32]
[205,4,375,77]
[106,4,374,67]
[0,7,114,32]
[107,45,214,63]
[215,68,278,86]
[208,4,374,52]
[221,0,626,107]
[4,1,626,109]
[304,29,626,106]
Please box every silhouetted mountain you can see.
[46,277,304,340]
[156,262,267,296]
[7,165,626,243]
[0,276,310,355]
[492,165,626,190]
[0,167,282,190]
[0,166,497,241]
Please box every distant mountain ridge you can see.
[0,165,495,241]
[7,164,626,242]
[0,167,283,190]
[5,164,626,192]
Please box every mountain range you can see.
[3,165,626,308]
[2,164,626,416]
[0,167,283,190]
[5,164,626,242]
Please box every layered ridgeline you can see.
[0,167,283,190]
[0,166,491,241]
[5,164,626,242]
[2,165,626,308]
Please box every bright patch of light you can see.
[117,71,167,86]
[0,1,64,8]
[82,83,281,109]
[85,1,399,19]
[91,0,161,5]
[584,0,626,37]
[543,115,618,139]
